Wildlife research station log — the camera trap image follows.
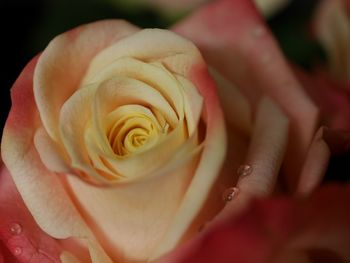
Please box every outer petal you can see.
[213,97,289,224]
[293,67,350,131]
[0,165,62,262]
[34,20,139,142]
[157,183,350,263]
[150,62,227,260]
[1,57,112,262]
[173,0,319,190]
[296,127,330,195]
[0,241,19,263]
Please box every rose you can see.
[0,0,333,262]
[1,18,229,262]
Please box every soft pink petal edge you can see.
[0,165,62,263]
[1,56,111,263]
[157,183,350,263]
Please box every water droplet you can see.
[10,223,22,235]
[252,26,265,37]
[237,164,253,177]
[13,247,22,256]
[222,187,239,202]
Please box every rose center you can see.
[105,110,165,157]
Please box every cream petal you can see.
[147,58,229,260]
[60,251,82,263]
[65,155,199,262]
[150,102,226,260]
[83,127,122,181]
[103,105,162,134]
[83,57,185,119]
[87,121,191,182]
[34,20,139,142]
[59,83,103,183]
[176,75,204,136]
[34,127,72,173]
[82,29,202,80]
[93,76,179,132]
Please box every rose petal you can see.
[34,127,72,173]
[1,56,113,263]
[34,20,139,142]
[173,0,319,190]
[293,67,350,131]
[81,28,203,83]
[0,165,62,262]
[60,251,81,263]
[297,127,331,195]
[0,241,19,263]
[158,183,350,263]
[150,63,227,260]
[214,97,289,224]
[64,155,198,262]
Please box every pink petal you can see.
[173,0,319,190]
[214,97,289,223]
[0,165,62,262]
[297,127,331,195]
[2,54,111,262]
[294,67,350,131]
[0,241,19,263]
[158,183,350,262]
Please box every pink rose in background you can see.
[292,0,350,132]
[0,0,349,262]
[292,0,350,174]
[157,183,350,263]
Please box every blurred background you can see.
[1,0,347,180]
[0,0,322,128]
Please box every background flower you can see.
[157,183,350,263]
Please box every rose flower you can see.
[0,0,339,262]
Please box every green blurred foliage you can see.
[267,0,326,69]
